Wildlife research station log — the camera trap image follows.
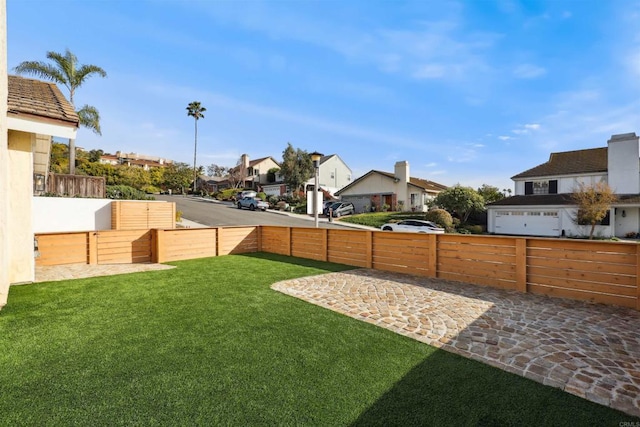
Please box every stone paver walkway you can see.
[272,269,640,417]
[34,263,175,283]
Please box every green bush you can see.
[293,202,307,214]
[458,224,483,234]
[425,209,453,229]
[141,185,162,194]
[106,185,154,200]
[257,192,267,201]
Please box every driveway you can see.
[272,269,640,417]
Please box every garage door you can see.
[494,210,560,237]
[341,196,370,214]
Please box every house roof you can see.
[248,156,279,167]
[487,194,575,207]
[488,193,640,208]
[7,75,79,126]
[511,147,608,179]
[335,169,447,196]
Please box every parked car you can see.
[380,220,445,234]
[237,197,269,211]
[235,190,257,200]
[324,202,355,217]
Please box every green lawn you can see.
[0,254,635,425]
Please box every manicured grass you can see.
[1,254,635,425]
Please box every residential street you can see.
[155,195,358,229]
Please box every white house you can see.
[336,160,447,213]
[304,154,352,196]
[487,132,640,238]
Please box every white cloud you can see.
[513,64,546,79]
[512,123,541,135]
[498,136,512,141]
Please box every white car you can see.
[380,219,445,234]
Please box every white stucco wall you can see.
[33,197,113,233]
[8,130,35,284]
[608,133,640,194]
[0,0,9,307]
[317,155,352,191]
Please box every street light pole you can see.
[310,151,323,228]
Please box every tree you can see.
[14,49,107,174]
[163,162,193,194]
[267,167,280,183]
[433,185,485,223]
[207,164,229,177]
[572,182,617,239]
[279,143,313,195]
[186,101,206,193]
[477,184,505,204]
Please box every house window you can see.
[330,172,335,179]
[347,174,351,181]
[525,180,558,195]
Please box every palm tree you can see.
[14,49,107,174]
[186,101,206,193]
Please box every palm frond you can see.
[77,104,102,135]
[13,61,68,88]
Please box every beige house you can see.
[0,70,79,307]
[335,161,447,213]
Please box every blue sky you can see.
[7,0,640,191]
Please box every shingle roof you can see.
[487,194,575,206]
[511,147,608,179]
[374,170,448,192]
[336,169,447,195]
[248,156,279,167]
[7,75,79,126]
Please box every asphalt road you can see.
[155,195,357,229]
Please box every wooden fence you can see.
[47,173,106,198]
[111,201,175,230]
[35,226,640,310]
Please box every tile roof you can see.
[511,147,608,179]
[7,75,79,126]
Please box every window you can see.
[524,180,558,195]
[330,172,335,179]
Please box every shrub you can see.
[141,185,161,194]
[106,185,154,200]
[458,224,483,234]
[257,192,267,201]
[425,208,453,229]
[294,202,307,214]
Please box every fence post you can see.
[287,227,292,256]
[515,238,527,292]
[154,229,165,263]
[636,245,640,311]
[88,232,98,265]
[322,229,328,261]
[366,231,373,268]
[257,226,262,252]
[216,227,223,256]
[428,234,437,278]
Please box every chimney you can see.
[394,161,409,185]
[241,154,249,170]
[607,133,639,194]
[394,161,409,211]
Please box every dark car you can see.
[324,202,355,217]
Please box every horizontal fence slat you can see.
[34,227,639,310]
